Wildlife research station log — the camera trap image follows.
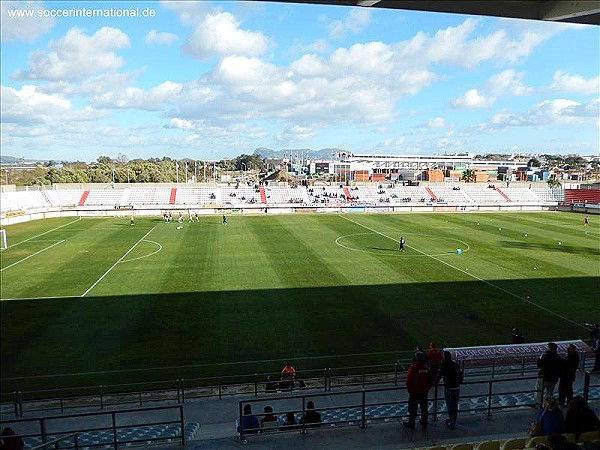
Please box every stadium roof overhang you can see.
[264,0,600,25]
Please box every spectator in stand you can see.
[535,397,565,436]
[427,342,443,382]
[558,344,579,407]
[536,342,563,403]
[590,324,600,372]
[280,411,299,430]
[281,362,297,388]
[545,433,582,450]
[300,401,322,428]
[564,396,600,438]
[261,405,278,429]
[436,351,463,430]
[512,328,524,344]
[0,428,24,450]
[404,352,432,430]
[237,404,261,435]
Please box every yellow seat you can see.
[577,431,600,443]
[475,441,501,450]
[501,438,528,450]
[562,433,576,443]
[526,436,548,448]
[451,444,473,450]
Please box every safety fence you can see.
[2,354,596,419]
[237,371,600,441]
[0,404,188,450]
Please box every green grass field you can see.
[1,212,598,392]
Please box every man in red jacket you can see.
[404,352,432,430]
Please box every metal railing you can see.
[0,404,185,449]
[1,354,595,419]
[238,371,599,441]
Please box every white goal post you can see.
[0,229,7,250]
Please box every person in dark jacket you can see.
[536,342,562,403]
[0,427,24,450]
[564,395,600,438]
[558,344,579,406]
[436,351,463,429]
[300,401,322,428]
[404,352,432,430]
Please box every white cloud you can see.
[330,42,394,75]
[452,89,494,109]
[1,1,55,43]
[291,38,330,55]
[329,8,371,40]
[453,70,532,109]
[2,85,70,124]
[159,0,210,26]
[480,98,598,131]
[290,54,327,77]
[276,125,315,143]
[427,117,445,128]
[1,84,104,144]
[485,70,533,97]
[144,30,178,45]
[183,11,268,60]
[13,27,130,81]
[550,71,600,95]
[91,81,183,110]
[395,18,563,69]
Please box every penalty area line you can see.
[1,240,65,272]
[338,214,586,330]
[81,226,156,297]
[3,217,81,250]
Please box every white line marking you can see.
[335,232,470,257]
[121,240,163,263]
[0,295,81,302]
[0,240,65,272]
[2,218,81,250]
[339,214,587,329]
[1,349,410,380]
[81,227,156,297]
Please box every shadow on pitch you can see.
[499,240,600,256]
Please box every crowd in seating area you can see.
[236,334,600,447]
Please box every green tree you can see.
[461,168,476,183]
[547,177,562,188]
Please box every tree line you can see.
[1,154,267,186]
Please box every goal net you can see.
[0,229,7,250]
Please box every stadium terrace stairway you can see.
[259,186,267,203]
[495,188,511,202]
[343,187,352,200]
[426,187,438,201]
[169,187,177,204]
[77,190,89,206]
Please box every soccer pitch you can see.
[1,212,598,391]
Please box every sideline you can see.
[1,217,81,250]
[80,226,156,297]
[339,214,586,330]
[0,240,65,272]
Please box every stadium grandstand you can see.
[1,0,599,448]
[1,181,599,226]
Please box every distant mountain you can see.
[0,155,48,165]
[253,147,344,160]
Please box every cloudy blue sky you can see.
[1,0,599,162]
